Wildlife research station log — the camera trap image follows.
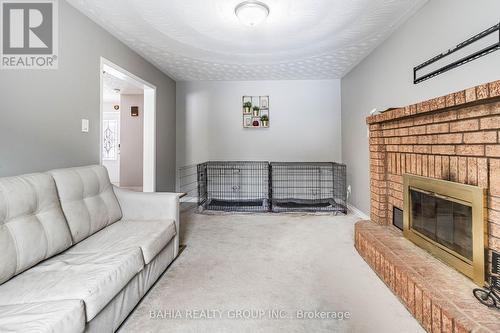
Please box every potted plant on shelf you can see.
[252,106,260,117]
[260,115,269,127]
[243,101,252,114]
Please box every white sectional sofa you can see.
[0,165,182,332]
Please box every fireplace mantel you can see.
[367,81,500,125]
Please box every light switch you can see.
[81,119,89,133]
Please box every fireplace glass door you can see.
[404,174,485,285]
[410,189,473,261]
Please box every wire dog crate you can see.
[270,162,347,213]
[197,161,269,212]
[198,161,347,214]
[197,162,347,214]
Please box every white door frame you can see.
[99,57,157,192]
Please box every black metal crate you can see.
[269,162,347,213]
[198,161,269,212]
[197,162,208,207]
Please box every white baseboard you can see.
[347,204,370,220]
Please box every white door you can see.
[102,111,121,185]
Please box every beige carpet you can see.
[119,212,424,333]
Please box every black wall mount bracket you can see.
[414,22,500,84]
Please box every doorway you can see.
[100,58,157,192]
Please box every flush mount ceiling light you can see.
[235,1,270,27]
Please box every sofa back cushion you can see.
[49,165,122,243]
[0,173,73,285]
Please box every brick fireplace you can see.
[355,80,500,332]
[368,80,500,259]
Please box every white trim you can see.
[99,57,157,192]
[348,204,370,220]
[143,88,156,192]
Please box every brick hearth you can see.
[355,221,500,333]
[357,80,500,333]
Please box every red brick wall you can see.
[366,80,500,254]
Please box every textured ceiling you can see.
[103,72,143,103]
[68,0,428,81]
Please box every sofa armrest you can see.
[113,186,183,257]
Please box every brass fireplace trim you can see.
[403,174,487,286]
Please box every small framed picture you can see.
[131,106,139,117]
[260,96,269,109]
[243,115,253,128]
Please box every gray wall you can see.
[176,80,342,179]
[120,94,144,187]
[0,1,176,191]
[341,0,500,214]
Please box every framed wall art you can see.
[242,95,269,128]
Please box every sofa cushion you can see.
[68,219,177,265]
[0,300,85,333]
[49,165,122,243]
[0,173,73,285]
[0,249,143,321]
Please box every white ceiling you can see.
[103,72,143,103]
[68,0,428,81]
